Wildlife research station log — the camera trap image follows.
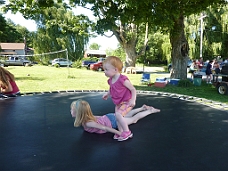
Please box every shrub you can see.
[54,64,60,68]
[72,60,82,68]
[178,79,193,87]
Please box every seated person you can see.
[0,67,20,97]
[189,60,198,79]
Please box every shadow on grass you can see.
[16,76,45,81]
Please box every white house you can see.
[0,43,26,56]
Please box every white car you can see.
[1,56,32,67]
[52,58,72,67]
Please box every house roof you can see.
[85,50,106,55]
[0,43,25,50]
[84,49,106,58]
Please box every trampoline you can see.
[0,91,228,171]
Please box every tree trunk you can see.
[170,14,189,79]
[123,42,137,67]
[112,22,149,67]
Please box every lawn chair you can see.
[140,73,151,84]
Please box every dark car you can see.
[90,61,103,71]
[81,60,97,69]
[168,59,192,72]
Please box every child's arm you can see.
[124,80,136,107]
[85,121,121,135]
[102,90,110,100]
[0,81,13,93]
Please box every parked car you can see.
[82,57,106,69]
[0,56,32,67]
[81,59,97,69]
[52,58,72,67]
[90,61,103,71]
[168,59,193,72]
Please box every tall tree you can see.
[32,4,92,61]
[69,1,151,67]
[69,0,227,78]
[3,1,92,60]
[4,0,227,79]
[0,15,25,42]
[151,0,226,78]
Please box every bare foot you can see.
[149,107,160,113]
[142,104,151,110]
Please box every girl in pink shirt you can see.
[71,100,160,141]
[102,56,137,141]
[0,67,20,97]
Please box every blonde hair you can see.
[103,56,123,72]
[71,100,96,127]
[0,67,15,88]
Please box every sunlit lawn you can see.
[6,65,228,104]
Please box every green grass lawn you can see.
[6,65,228,104]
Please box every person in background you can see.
[205,60,213,84]
[213,60,220,82]
[198,57,204,70]
[0,66,20,97]
[189,60,198,79]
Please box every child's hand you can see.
[129,99,135,107]
[102,93,109,100]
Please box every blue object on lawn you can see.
[169,79,180,86]
[141,73,150,84]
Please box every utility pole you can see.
[199,13,207,59]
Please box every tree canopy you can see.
[3,1,93,61]
[2,0,228,79]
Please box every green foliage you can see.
[178,79,193,87]
[3,0,228,70]
[53,63,59,68]
[72,60,82,68]
[137,30,170,65]
[89,43,100,50]
[0,14,25,43]
[3,2,92,61]
[106,45,125,61]
[39,57,51,66]
[185,5,228,61]
[32,5,91,61]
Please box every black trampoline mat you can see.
[0,92,228,171]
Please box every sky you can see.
[3,6,119,50]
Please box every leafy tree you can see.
[137,27,170,65]
[68,0,226,78]
[125,0,227,79]
[68,1,151,67]
[3,1,92,61]
[106,45,125,62]
[89,43,100,50]
[3,0,228,79]
[0,15,25,43]
[185,4,228,61]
